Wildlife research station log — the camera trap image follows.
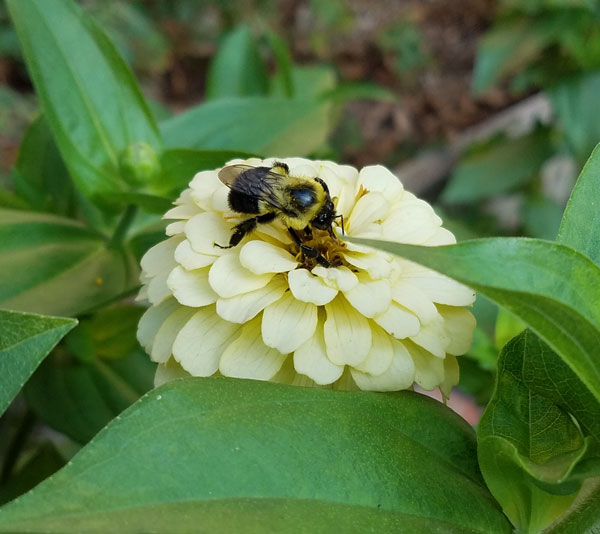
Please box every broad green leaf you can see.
[24,348,154,444]
[12,115,76,217]
[0,379,511,533]
[442,128,553,204]
[473,19,550,94]
[322,81,396,103]
[548,479,600,533]
[206,25,268,100]
[0,209,139,317]
[0,309,76,416]
[478,331,599,532]
[271,65,337,99]
[160,97,332,156]
[158,148,257,196]
[348,237,600,403]
[557,143,600,263]
[265,31,294,98]
[550,73,600,163]
[6,0,162,200]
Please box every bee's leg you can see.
[288,228,331,268]
[303,225,313,240]
[214,213,277,249]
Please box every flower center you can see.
[290,226,348,270]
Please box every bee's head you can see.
[312,198,336,230]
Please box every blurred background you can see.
[1,0,599,458]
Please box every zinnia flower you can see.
[137,157,475,394]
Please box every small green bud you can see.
[119,142,161,185]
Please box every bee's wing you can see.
[219,165,287,210]
[218,164,256,188]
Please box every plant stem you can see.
[108,204,137,248]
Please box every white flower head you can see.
[137,157,476,394]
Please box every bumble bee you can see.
[215,161,342,267]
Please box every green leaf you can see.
[322,81,396,103]
[206,25,268,99]
[158,148,257,196]
[6,0,162,200]
[0,379,511,533]
[550,73,600,163]
[442,128,553,204]
[347,236,600,404]
[478,331,596,532]
[12,115,76,216]
[265,31,294,98]
[0,309,76,417]
[548,479,600,533]
[24,348,155,444]
[0,209,139,317]
[271,65,337,99]
[160,97,332,156]
[557,143,600,263]
[473,19,550,94]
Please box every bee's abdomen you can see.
[228,191,261,214]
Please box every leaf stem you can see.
[108,204,137,248]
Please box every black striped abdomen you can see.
[228,191,260,214]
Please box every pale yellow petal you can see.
[150,306,196,363]
[216,276,287,323]
[324,296,372,366]
[391,280,438,325]
[147,270,173,305]
[219,316,287,380]
[166,221,186,236]
[354,323,393,375]
[288,268,338,305]
[373,302,420,339]
[312,265,358,292]
[343,275,391,318]
[356,165,403,200]
[163,202,201,220]
[140,235,183,277]
[406,340,445,391]
[343,251,392,279]
[137,297,179,353]
[409,313,449,358]
[346,192,389,235]
[174,240,215,270]
[167,266,217,307]
[239,240,298,274]
[380,199,441,244]
[440,355,460,399]
[400,263,476,306]
[172,306,241,376]
[185,212,232,256]
[351,339,415,391]
[262,291,318,353]
[208,253,274,298]
[189,170,222,211]
[154,358,191,388]
[272,356,318,387]
[211,186,230,212]
[423,227,456,246]
[293,322,344,385]
[438,305,476,355]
